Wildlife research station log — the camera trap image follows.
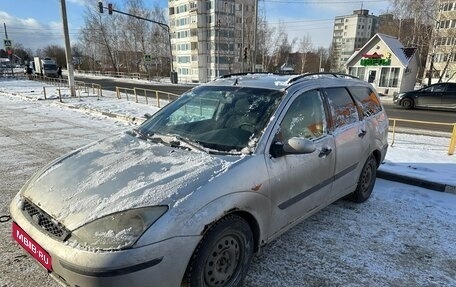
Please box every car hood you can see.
[21,132,237,230]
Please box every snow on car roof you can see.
[206,72,366,91]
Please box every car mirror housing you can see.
[270,137,316,158]
[284,137,316,154]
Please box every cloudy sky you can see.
[0,0,392,53]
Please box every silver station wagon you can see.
[11,73,388,287]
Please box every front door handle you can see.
[319,147,332,158]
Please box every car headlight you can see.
[70,206,167,250]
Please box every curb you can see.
[377,170,456,194]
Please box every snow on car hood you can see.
[22,132,235,230]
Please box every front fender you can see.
[184,191,272,247]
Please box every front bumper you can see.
[392,96,401,105]
[10,195,201,287]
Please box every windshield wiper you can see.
[175,136,209,153]
[130,128,149,140]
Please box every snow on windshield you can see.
[140,86,283,152]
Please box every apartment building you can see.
[331,9,379,72]
[424,0,456,84]
[169,0,256,83]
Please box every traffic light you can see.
[243,47,248,60]
[98,2,103,13]
[108,3,113,14]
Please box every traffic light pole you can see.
[99,3,174,81]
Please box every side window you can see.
[446,84,456,93]
[325,87,359,129]
[348,86,382,118]
[280,90,326,141]
[434,84,447,92]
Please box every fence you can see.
[116,86,179,108]
[389,118,456,155]
[26,74,102,99]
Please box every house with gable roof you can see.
[345,33,419,96]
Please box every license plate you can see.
[12,222,52,271]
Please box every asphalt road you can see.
[74,75,193,95]
[382,102,455,133]
[74,75,455,133]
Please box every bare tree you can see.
[79,3,123,73]
[257,20,291,72]
[388,0,438,79]
[78,1,169,76]
[41,45,66,67]
[298,34,312,73]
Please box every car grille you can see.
[22,199,71,241]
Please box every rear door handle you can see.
[358,129,367,138]
[319,147,332,158]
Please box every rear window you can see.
[325,87,359,129]
[348,86,382,118]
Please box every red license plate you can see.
[12,222,52,271]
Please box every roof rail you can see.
[287,72,359,84]
[216,72,289,79]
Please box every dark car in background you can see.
[393,82,456,110]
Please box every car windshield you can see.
[43,64,57,70]
[137,85,283,153]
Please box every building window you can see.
[177,56,191,63]
[178,68,189,75]
[379,67,400,88]
[348,67,366,80]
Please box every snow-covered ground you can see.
[0,78,455,287]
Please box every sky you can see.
[0,77,455,286]
[0,0,393,53]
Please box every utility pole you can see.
[60,0,76,96]
[252,0,258,72]
[241,4,244,73]
[217,18,220,78]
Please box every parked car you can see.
[10,73,388,287]
[393,82,456,110]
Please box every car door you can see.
[441,84,456,109]
[324,87,369,200]
[265,89,336,237]
[416,84,445,108]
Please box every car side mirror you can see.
[284,137,316,154]
[270,137,316,158]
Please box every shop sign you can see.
[360,52,391,66]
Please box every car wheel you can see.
[401,98,414,109]
[185,215,254,287]
[349,155,377,203]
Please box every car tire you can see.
[348,155,377,203]
[185,214,254,287]
[401,98,414,109]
